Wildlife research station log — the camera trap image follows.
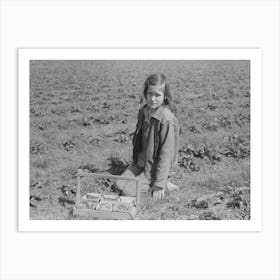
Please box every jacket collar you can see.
[142,104,165,121]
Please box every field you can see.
[30,60,250,220]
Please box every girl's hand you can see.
[152,186,165,202]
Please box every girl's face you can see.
[146,86,165,110]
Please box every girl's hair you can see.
[143,73,172,106]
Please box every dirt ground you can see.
[29,60,250,220]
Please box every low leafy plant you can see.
[60,138,76,151]
[179,144,221,165]
[30,142,47,155]
[178,154,200,172]
[32,157,49,169]
[220,135,250,159]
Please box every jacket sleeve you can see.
[152,119,175,189]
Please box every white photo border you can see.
[19,48,262,232]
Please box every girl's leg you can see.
[116,164,179,196]
[166,181,179,192]
[115,163,149,196]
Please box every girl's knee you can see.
[127,163,142,176]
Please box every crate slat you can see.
[73,208,133,220]
[76,171,139,182]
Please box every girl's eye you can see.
[148,91,161,97]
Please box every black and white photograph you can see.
[18,49,261,230]
[29,59,251,221]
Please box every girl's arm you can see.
[152,118,175,191]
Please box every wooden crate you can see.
[73,170,141,220]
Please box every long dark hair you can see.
[143,73,173,106]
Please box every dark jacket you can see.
[132,104,180,189]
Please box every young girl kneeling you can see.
[117,73,180,202]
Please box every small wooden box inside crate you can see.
[73,170,142,220]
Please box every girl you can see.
[116,73,180,202]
